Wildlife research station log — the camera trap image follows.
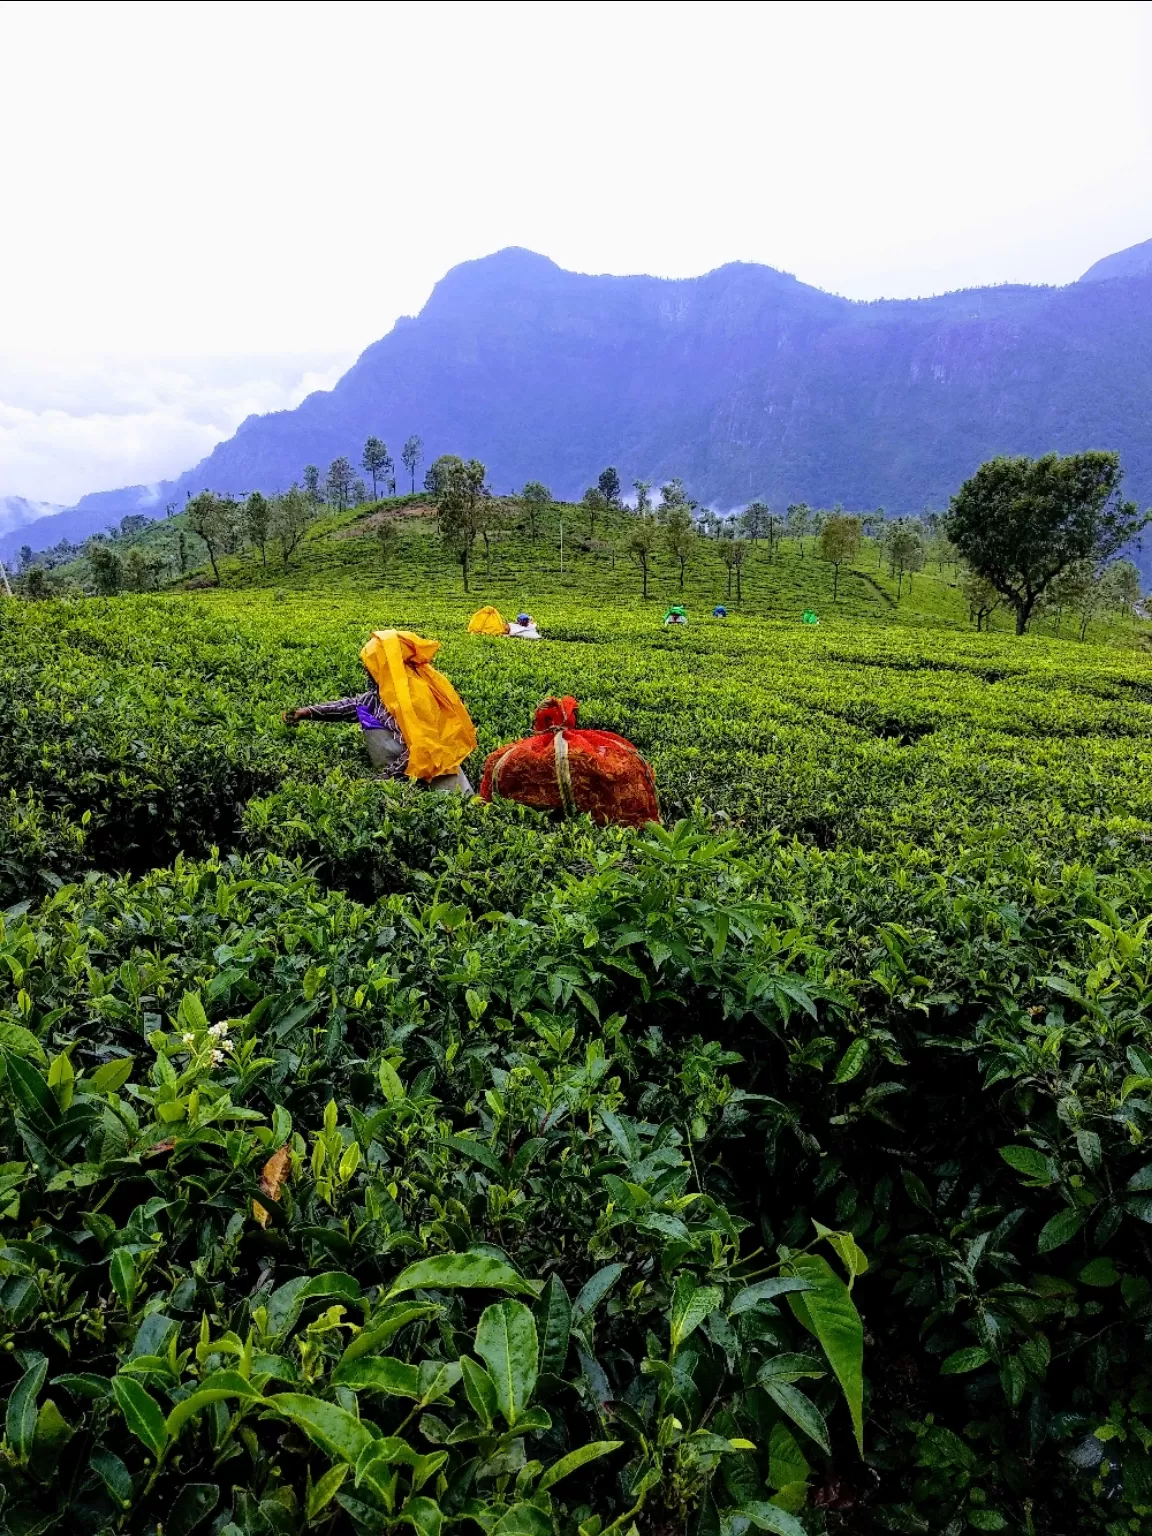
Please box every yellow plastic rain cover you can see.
[467,606,506,636]
[360,630,477,781]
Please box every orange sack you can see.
[480,696,660,828]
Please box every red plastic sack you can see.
[480,696,660,828]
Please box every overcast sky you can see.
[1,0,1149,508]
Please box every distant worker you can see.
[663,605,688,626]
[284,629,476,794]
[468,606,507,636]
[507,612,541,640]
[712,605,728,619]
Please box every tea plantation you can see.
[3,504,1152,1536]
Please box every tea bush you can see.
[3,555,1152,1535]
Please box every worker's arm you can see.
[283,692,364,725]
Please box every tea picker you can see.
[284,628,476,794]
[663,605,688,626]
[712,605,727,618]
[507,612,541,639]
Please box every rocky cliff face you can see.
[8,241,1152,560]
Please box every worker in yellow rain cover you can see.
[284,629,476,794]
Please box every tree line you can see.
[10,445,1146,637]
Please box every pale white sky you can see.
[1,0,1149,507]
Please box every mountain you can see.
[1078,237,1152,284]
[0,495,63,542]
[6,240,1152,562]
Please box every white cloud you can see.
[0,353,353,504]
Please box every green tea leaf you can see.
[460,1354,499,1427]
[89,1057,135,1094]
[266,1271,363,1337]
[262,1392,374,1464]
[167,1483,219,1536]
[386,1252,539,1300]
[728,1500,807,1536]
[535,1272,572,1377]
[113,1375,169,1459]
[537,1439,623,1491]
[109,1248,137,1312]
[165,1372,266,1437]
[5,1355,47,1459]
[831,1037,869,1084]
[940,1347,991,1374]
[572,1262,625,1324]
[475,1299,539,1427]
[786,1253,864,1453]
[306,1463,349,1519]
[670,1273,722,1357]
[333,1355,421,1397]
[729,1276,813,1316]
[760,1378,830,1454]
[1037,1207,1085,1253]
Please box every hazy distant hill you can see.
[6,240,1152,563]
[0,495,62,543]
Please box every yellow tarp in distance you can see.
[360,629,477,781]
[467,606,506,636]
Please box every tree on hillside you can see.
[698,509,721,539]
[718,536,748,601]
[244,491,271,567]
[326,457,356,511]
[742,501,771,545]
[598,466,622,508]
[663,505,696,590]
[271,486,317,567]
[961,566,1002,631]
[186,491,233,584]
[20,566,51,600]
[177,531,188,575]
[303,465,323,502]
[625,515,659,598]
[885,518,925,599]
[401,435,423,494]
[945,451,1147,635]
[18,545,32,571]
[124,545,162,593]
[352,478,369,506]
[86,538,123,596]
[659,479,692,520]
[633,479,652,515]
[361,437,392,500]
[1108,557,1142,620]
[819,513,862,599]
[521,481,550,541]
[424,454,463,497]
[583,486,607,539]
[438,458,487,591]
[375,517,400,574]
[786,502,813,556]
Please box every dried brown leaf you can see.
[253,1142,292,1227]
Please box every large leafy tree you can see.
[326,456,356,511]
[597,466,622,508]
[819,513,862,600]
[361,437,392,500]
[945,452,1147,634]
[401,434,423,494]
[438,458,487,590]
[520,481,550,542]
[663,505,696,590]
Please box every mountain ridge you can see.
[4,239,1152,563]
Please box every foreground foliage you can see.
[3,582,1152,1534]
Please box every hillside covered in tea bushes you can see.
[2,501,1152,1536]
